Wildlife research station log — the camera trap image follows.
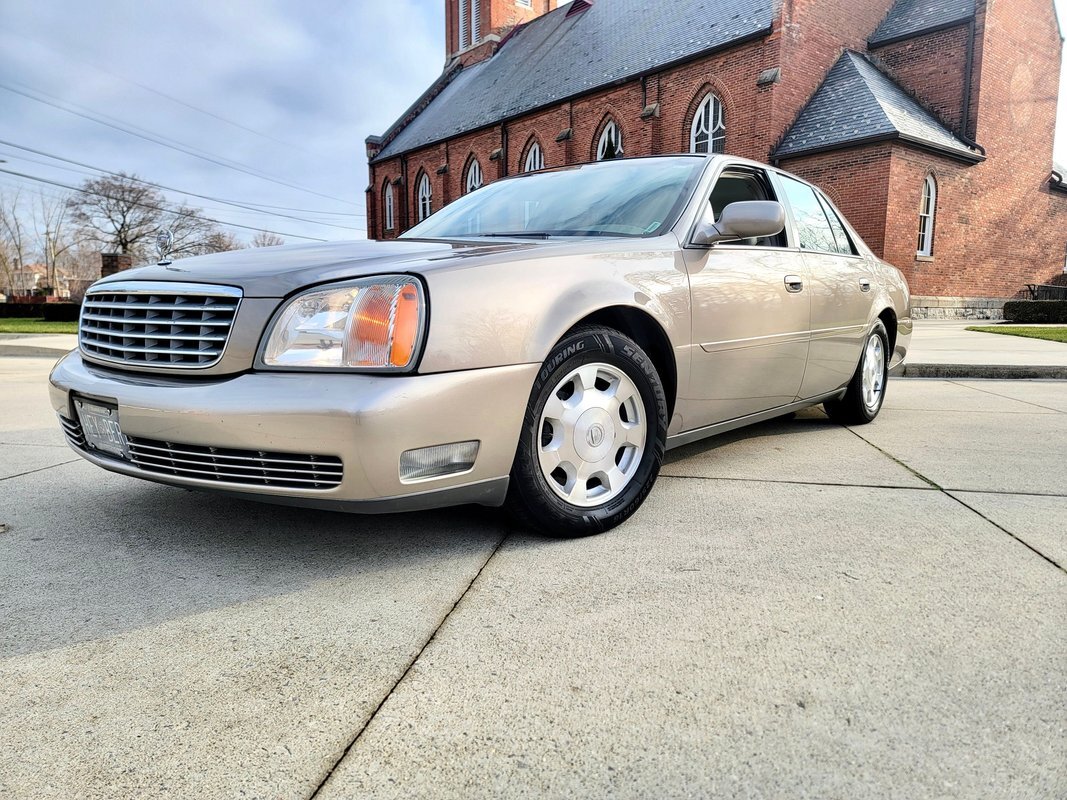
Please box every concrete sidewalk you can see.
[0,334,77,359]
[2,356,1064,799]
[901,321,1067,379]
[2,321,1066,378]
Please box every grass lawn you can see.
[0,318,78,334]
[966,326,1067,343]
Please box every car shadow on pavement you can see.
[0,472,509,658]
[662,405,835,466]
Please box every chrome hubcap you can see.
[537,363,646,508]
[862,334,885,412]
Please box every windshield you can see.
[401,156,704,240]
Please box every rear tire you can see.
[505,325,668,537]
[824,320,889,425]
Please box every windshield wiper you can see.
[467,231,553,239]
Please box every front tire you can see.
[505,325,668,537]
[824,320,889,425]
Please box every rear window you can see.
[779,175,845,254]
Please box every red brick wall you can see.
[369,0,1067,301]
[870,24,972,134]
[654,40,779,159]
[921,0,1067,297]
[372,162,401,240]
[505,104,573,173]
[765,0,897,153]
[485,0,556,39]
[447,0,557,60]
[884,147,977,294]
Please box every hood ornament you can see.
[155,229,174,266]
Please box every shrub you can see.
[1002,300,1067,323]
[0,303,45,318]
[40,303,82,322]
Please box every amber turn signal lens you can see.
[345,280,422,368]
[390,284,420,367]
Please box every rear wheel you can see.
[505,325,667,537]
[824,320,889,425]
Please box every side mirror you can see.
[692,200,786,246]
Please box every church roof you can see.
[773,51,982,163]
[373,0,778,163]
[869,0,976,47]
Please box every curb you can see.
[893,363,1067,380]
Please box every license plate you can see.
[73,398,129,459]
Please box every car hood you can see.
[94,238,551,297]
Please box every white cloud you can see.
[0,0,445,242]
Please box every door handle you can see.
[859,278,871,292]
[784,275,804,293]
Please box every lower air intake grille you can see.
[58,414,85,449]
[125,437,344,490]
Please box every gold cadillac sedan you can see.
[50,155,911,536]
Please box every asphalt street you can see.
[1,355,1064,799]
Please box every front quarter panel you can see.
[417,240,691,376]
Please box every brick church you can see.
[365,0,1067,314]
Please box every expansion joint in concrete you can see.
[306,532,509,798]
[844,427,1066,576]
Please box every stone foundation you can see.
[910,296,1006,320]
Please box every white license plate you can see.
[74,398,129,459]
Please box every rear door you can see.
[681,164,810,429]
[774,174,874,399]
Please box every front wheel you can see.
[824,320,889,425]
[505,325,668,537]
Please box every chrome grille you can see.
[79,281,242,369]
[126,437,344,490]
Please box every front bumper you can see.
[49,352,538,512]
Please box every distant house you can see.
[366,0,1067,316]
[1,262,86,300]
[3,263,48,298]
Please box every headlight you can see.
[262,276,425,370]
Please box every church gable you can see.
[774,51,981,163]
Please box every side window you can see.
[816,193,857,255]
[778,175,839,253]
[708,168,786,247]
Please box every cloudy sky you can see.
[0,0,1065,245]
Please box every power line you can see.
[214,199,365,217]
[0,158,355,233]
[0,81,360,207]
[0,155,344,231]
[0,167,328,242]
[0,140,366,227]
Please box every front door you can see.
[682,166,810,429]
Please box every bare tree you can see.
[0,190,31,296]
[33,193,78,294]
[251,231,284,247]
[68,173,244,263]
[67,173,164,260]
[165,204,243,257]
[57,244,103,302]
